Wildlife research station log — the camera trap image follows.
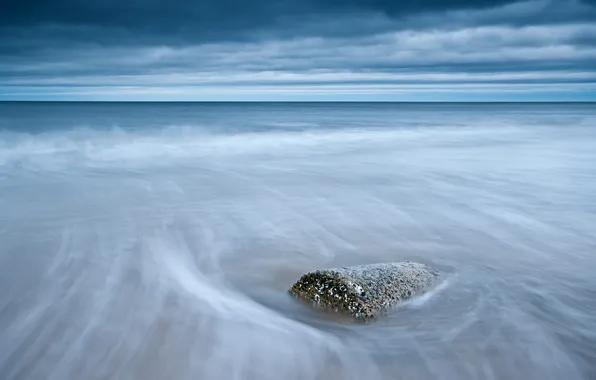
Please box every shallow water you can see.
[1,102,596,380]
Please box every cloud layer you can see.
[1,0,596,100]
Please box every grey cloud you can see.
[1,0,595,99]
[2,24,595,81]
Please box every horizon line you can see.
[1,100,595,103]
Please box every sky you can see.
[1,0,596,101]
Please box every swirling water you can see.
[1,102,595,380]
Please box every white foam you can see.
[0,123,531,172]
[404,277,452,308]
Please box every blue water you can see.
[1,102,596,380]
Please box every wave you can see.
[0,124,533,172]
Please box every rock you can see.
[288,262,439,321]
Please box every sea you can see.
[0,102,595,380]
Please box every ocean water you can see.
[1,102,596,380]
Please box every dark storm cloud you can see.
[1,0,595,100]
[0,0,526,32]
[2,0,596,44]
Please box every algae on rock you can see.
[289,262,439,321]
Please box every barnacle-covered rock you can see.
[289,262,439,321]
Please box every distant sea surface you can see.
[1,102,596,380]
